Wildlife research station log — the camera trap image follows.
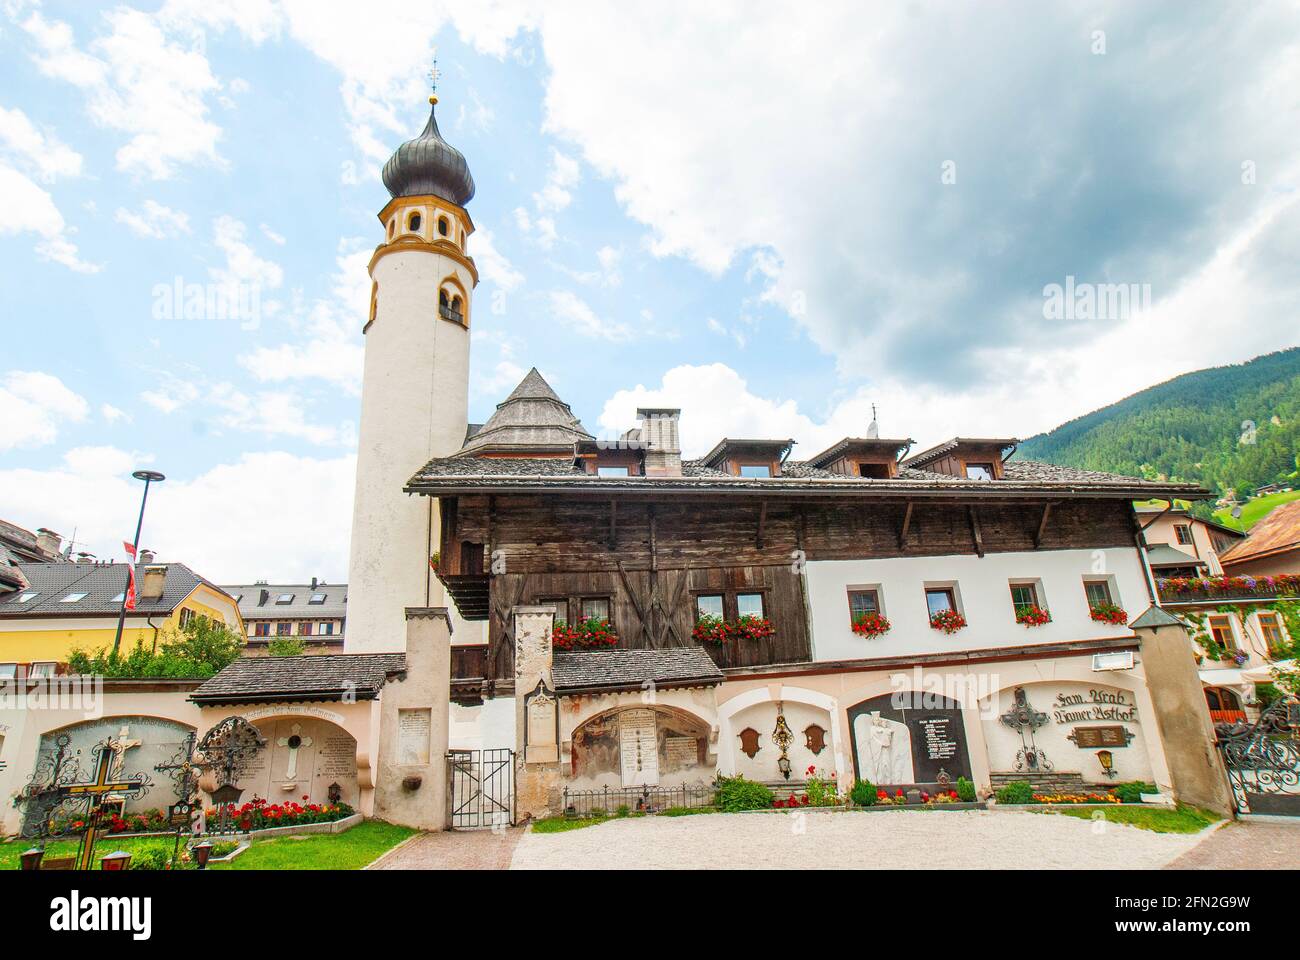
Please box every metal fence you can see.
[447,748,515,829]
[560,783,716,818]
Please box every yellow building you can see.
[0,561,243,676]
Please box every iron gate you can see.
[446,748,515,829]
[1216,698,1300,816]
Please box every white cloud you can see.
[471,227,524,292]
[0,164,99,272]
[0,446,356,581]
[0,104,82,181]
[208,383,356,446]
[533,147,580,212]
[139,374,200,414]
[101,403,131,424]
[20,7,226,179]
[0,370,90,450]
[259,223,286,245]
[547,289,630,341]
[115,200,191,239]
[238,239,367,394]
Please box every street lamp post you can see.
[112,470,166,655]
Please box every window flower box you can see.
[552,618,618,650]
[1089,603,1128,625]
[929,609,967,634]
[851,611,892,638]
[693,614,775,645]
[1015,605,1052,627]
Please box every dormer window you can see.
[700,439,793,478]
[597,466,630,477]
[903,438,1018,479]
[857,462,890,479]
[964,462,995,481]
[739,464,771,478]
[276,593,294,604]
[309,593,326,604]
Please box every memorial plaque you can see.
[618,709,659,786]
[397,708,432,765]
[663,736,697,770]
[525,688,558,764]
[1068,725,1132,748]
[846,694,972,785]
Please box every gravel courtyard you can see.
[509,810,1215,870]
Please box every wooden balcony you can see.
[451,643,490,705]
[1157,575,1300,605]
[436,572,490,621]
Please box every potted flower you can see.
[692,614,730,645]
[1015,604,1052,627]
[732,614,776,642]
[929,609,967,634]
[552,617,618,650]
[1089,602,1128,625]
[851,611,892,638]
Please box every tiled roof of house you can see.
[551,648,724,693]
[408,455,1209,499]
[0,562,228,618]
[458,368,594,456]
[190,653,407,704]
[222,583,348,620]
[1221,500,1300,566]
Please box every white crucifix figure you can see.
[278,724,313,780]
[109,724,143,779]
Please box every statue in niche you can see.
[854,711,914,784]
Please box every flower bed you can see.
[211,796,355,832]
[1015,605,1052,627]
[1089,602,1128,625]
[929,609,967,634]
[850,611,892,638]
[552,618,618,650]
[692,614,775,645]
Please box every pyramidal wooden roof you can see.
[458,367,593,456]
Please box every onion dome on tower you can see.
[381,93,475,206]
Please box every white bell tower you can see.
[346,88,478,653]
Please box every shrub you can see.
[803,765,841,806]
[68,616,243,679]
[1112,781,1157,804]
[955,776,977,802]
[267,635,306,657]
[995,780,1035,804]
[849,778,877,806]
[714,774,775,812]
[126,841,182,870]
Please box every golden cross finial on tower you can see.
[428,57,440,105]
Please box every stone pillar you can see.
[1134,612,1235,816]
[513,605,559,821]
[373,607,452,830]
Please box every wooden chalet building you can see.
[408,368,1219,814]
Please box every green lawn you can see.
[1035,804,1220,834]
[211,821,415,870]
[1215,489,1300,531]
[1,821,415,871]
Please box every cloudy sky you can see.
[2,1,1298,582]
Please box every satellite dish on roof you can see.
[1231,505,1243,519]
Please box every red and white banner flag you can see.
[123,541,137,610]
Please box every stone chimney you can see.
[637,408,682,477]
[35,528,62,558]
[140,565,167,601]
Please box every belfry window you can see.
[408,212,422,232]
[438,216,449,237]
[440,288,464,324]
